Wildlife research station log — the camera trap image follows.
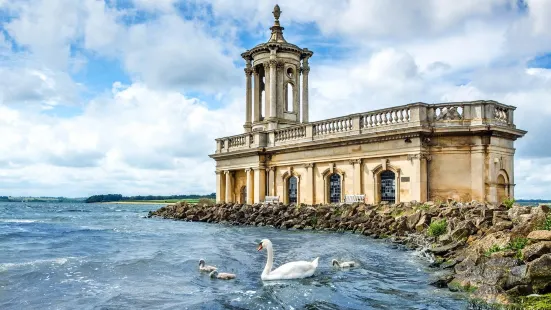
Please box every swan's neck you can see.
[262,243,274,277]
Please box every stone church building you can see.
[209,5,527,206]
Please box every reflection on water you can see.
[0,202,469,309]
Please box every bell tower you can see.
[241,4,313,132]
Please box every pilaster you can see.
[216,171,225,203]
[350,159,362,194]
[301,56,310,123]
[267,167,275,196]
[245,168,253,204]
[224,170,233,203]
[253,168,266,203]
[304,163,314,205]
[244,60,253,132]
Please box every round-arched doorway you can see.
[329,173,341,203]
[288,176,298,204]
[380,170,396,203]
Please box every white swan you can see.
[199,259,217,272]
[257,239,319,280]
[332,259,356,268]
[209,270,236,280]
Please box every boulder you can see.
[493,220,513,231]
[521,241,551,262]
[507,206,532,222]
[407,211,421,230]
[504,265,528,290]
[450,220,476,241]
[526,253,551,292]
[527,230,551,241]
[429,241,463,255]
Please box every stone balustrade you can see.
[274,126,306,142]
[361,105,411,128]
[313,116,354,136]
[214,100,517,154]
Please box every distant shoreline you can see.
[99,201,176,205]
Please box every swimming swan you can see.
[209,270,236,280]
[199,259,217,272]
[332,259,356,268]
[257,238,319,280]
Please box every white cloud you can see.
[0,83,243,196]
[0,0,550,198]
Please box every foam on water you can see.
[0,202,470,310]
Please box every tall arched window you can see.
[288,176,298,203]
[329,173,341,203]
[261,76,266,118]
[286,83,294,112]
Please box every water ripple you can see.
[0,202,469,310]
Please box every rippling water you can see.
[0,202,470,309]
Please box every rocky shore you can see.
[148,200,551,309]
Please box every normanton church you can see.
[209,5,527,206]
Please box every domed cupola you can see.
[241,4,314,132]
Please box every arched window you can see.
[329,173,341,203]
[288,176,298,203]
[261,76,266,118]
[497,174,507,203]
[380,170,396,203]
[286,83,294,112]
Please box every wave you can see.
[0,219,38,223]
[0,257,74,272]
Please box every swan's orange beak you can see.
[257,243,263,251]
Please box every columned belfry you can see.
[242,4,313,132]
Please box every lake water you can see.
[0,202,470,309]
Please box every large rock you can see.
[526,253,551,292]
[504,265,528,290]
[522,241,551,262]
[450,220,476,241]
[407,211,421,230]
[527,230,551,241]
[507,206,532,222]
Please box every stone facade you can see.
[209,5,527,206]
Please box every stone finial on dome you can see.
[273,4,281,22]
[268,4,286,43]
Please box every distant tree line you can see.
[0,196,86,202]
[84,193,216,203]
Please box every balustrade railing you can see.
[494,105,509,124]
[428,103,464,121]
[215,101,518,154]
[275,126,306,142]
[361,106,410,128]
[313,116,353,136]
[228,135,246,148]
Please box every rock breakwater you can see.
[148,200,551,308]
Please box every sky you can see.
[0,0,550,199]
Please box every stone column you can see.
[244,60,253,132]
[304,163,314,205]
[225,170,232,203]
[350,159,362,194]
[269,59,277,122]
[245,168,253,204]
[253,168,266,203]
[301,57,310,123]
[295,65,301,122]
[216,171,225,203]
[253,67,261,122]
